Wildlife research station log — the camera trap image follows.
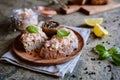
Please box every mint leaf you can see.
[57,30,70,37]
[26,25,39,33]
[108,47,120,55]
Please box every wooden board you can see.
[60,0,120,15]
[80,0,120,15]
[60,5,81,14]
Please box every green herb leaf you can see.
[108,47,120,55]
[94,44,107,54]
[26,25,39,33]
[94,44,120,65]
[94,44,110,60]
[99,51,111,59]
[109,47,120,65]
[112,53,120,66]
[57,30,70,37]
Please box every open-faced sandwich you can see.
[39,28,78,59]
[19,24,78,59]
[19,25,48,52]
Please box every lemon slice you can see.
[85,18,103,26]
[93,24,109,37]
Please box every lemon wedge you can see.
[85,18,103,26]
[93,24,109,37]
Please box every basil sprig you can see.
[26,25,39,33]
[94,44,110,59]
[94,44,120,65]
[57,30,70,37]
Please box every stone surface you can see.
[0,0,120,80]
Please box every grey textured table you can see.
[0,0,120,80]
